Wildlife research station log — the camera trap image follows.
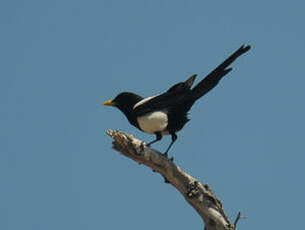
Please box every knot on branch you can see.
[186,180,200,198]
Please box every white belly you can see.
[137,111,168,134]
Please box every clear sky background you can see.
[2,0,305,230]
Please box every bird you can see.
[103,44,251,156]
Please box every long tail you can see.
[191,44,251,100]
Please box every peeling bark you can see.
[106,130,241,230]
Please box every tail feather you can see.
[191,45,251,100]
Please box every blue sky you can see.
[2,0,305,229]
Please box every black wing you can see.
[166,74,197,93]
[133,75,197,116]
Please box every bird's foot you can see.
[162,152,174,161]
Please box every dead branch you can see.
[107,130,241,230]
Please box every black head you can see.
[104,92,142,110]
[103,92,143,126]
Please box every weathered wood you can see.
[107,130,241,230]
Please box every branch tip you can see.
[233,211,241,228]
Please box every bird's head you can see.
[103,92,143,114]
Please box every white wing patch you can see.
[137,111,168,134]
[133,95,158,109]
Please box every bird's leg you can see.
[147,132,162,147]
[163,133,177,157]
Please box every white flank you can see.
[137,111,168,134]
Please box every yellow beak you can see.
[103,99,115,106]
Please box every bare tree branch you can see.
[107,130,241,230]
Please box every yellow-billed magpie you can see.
[104,45,251,156]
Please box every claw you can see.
[140,141,145,152]
[162,152,173,161]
